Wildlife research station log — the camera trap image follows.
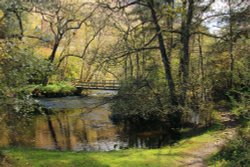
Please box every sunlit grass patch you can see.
[1,129,222,167]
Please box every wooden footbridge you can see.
[72,80,121,90]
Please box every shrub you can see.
[111,78,182,129]
[31,83,77,97]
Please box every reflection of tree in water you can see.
[115,119,180,149]
[54,110,72,150]
[43,109,82,150]
[72,117,87,143]
[41,108,105,151]
[0,112,10,146]
[0,106,36,147]
[64,113,72,150]
[44,109,60,150]
[32,97,123,151]
[71,108,119,151]
[55,106,180,150]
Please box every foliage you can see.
[111,74,182,128]
[228,86,250,121]
[0,0,30,38]
[33,83,77,97]
[0,42,53,97]
[209,122,250,167]
[208,94,250,167]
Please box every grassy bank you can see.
[20,83,78,97]
[1,126,227,167]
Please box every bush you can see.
[111,78,182,129]
[229,87,250,121]
[32,83,77,97]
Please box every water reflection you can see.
[0,110,36,147]
[34,105,122,151]
[116,119,180,149]
[0,96,178,151]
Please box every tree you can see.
[100,0,179,105]
[222,0,249,88]
[32,1,100,84]
[147,0,178,105]
[0,0,32,39]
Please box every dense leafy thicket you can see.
[0,43,52,98]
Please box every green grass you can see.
[20,83,77,97]
[1,129,224,167]
[17,83,77,97]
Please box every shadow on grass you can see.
[181,111,238,141]
[180,122,224,141]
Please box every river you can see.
[0,91,176,151]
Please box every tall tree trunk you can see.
[142,53,146,75]
[166,0,174,62]
[86,65,103,82]
[129,55,134,78]
[80,61,85,81]
[60,56,68,81]
[14,11,24,40]
[179,0,194,105]
[42,39,61,85]
[198,34,205,102]
[136,53,140,79]
[48,41,60,63]
[180,36,190,105]
[148,0,178,105]
[124,56,128,80]
[228,0,234,88]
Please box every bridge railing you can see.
[72,80,121,90]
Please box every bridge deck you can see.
[73,80,121,90]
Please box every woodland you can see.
[0,0,249,166]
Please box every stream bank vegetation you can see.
[207,90,250,167]
[0,0,249,166]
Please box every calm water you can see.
[0,91,176,151]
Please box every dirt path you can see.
[179,112,237,167]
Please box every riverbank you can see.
[0,114,237,167]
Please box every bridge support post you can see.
[75,87,84,95]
